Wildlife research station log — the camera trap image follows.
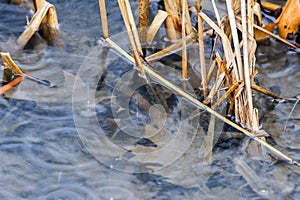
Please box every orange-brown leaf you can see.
[276,0,300,39]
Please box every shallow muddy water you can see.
[0,0,299,199]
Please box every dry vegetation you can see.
[1,0,299,167]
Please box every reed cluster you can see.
[98,0,300,166]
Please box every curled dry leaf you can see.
[276,0,300,39]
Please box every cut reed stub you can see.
[99,0,109,39]
[42,6,63,47]
[17,0,63,49]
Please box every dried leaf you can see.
[276,0,300,39]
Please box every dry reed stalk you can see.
[248,39,257,74]
[247,0,254,37]
[146,10,169,44]
[212,81,240,109]
[211,0,221,25]
[182,1,193,35]
[0,77,23,95]
[205,73,224,104]
[106,37,300,167]
[17,2,51,48]
[253,23,300,50]
[205,56,227,105]
[248,1,256,75]
[206,58,217,86]
[138,0,150,44]
[241,0,254,124]
[43,6,62,47]
[225,0,243,81]
[216,53,230,89]
[164,0,180,40]
[124,0,143,55]
[1,52,23,74]
[251,84,282,99]
[99,0,109,39]
[236,14,298,50]
[33,0,45,12]
[233,82,245,122]
[164,17,178,41]
[199,12,240,81]
[146,32,196,62]
[261,1,280,11]
[118,0,145,75]
[164,0,180,31]
[181,0,188,79]
[252,108,259,132]
[196,1,208,98]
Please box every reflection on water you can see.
[0,0,299,199]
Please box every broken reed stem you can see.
[138,0,149,44]
[181,0,188,79]
[118,0,145,75]
[251,84,282,99]
[99,0,109,38]
[0,77,23,95]
[44,6,62,46]
[147,10,169,44]
[199,12,240,82]
[105,37,300,167]
[253,23,300,50]
[17,1,51,48]
[212,81,240,109]
[146,32,195,62]
[241,0,254,124]
[225,0,243,81]
[196,0,208,97]
[17,1,62,48]
[33,0,45,12]
[200,12,241,104]
[1,52,23,74]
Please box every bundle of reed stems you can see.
[98,0,299,166]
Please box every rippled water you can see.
[0,0,299,199]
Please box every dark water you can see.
[0,0,299,199]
